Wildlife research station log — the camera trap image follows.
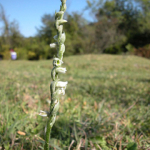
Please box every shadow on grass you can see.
[137,79,150,83]
[48,116,114,150]
[68,81,149,106]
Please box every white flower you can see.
[53,58,63,66]
[59,19,67,25]
[56,67,67,74]
[58,88,65,95]
[50,43,57,48]
[39,110,49,117]
[56,81,68,88]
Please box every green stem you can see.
[44,114,55,150]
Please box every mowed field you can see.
[0,54,150,150]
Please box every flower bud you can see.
[60,3,67,11]
[61,0,66,3]
[39,110,49,117]
[58,32,66,44]
[55,11,64,20]
[57,25,63,33]
[58,44,65,60]
[52,100,59,115]
[60,44,65,53]
[59,19,67,25]
[56,67,67,74]
[55,19,67,30]
[56,81,68,88]
[50,43,57,48]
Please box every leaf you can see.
[37,140,45,144]
[17,131,26,136]
[37,139,62,150]
[90,136,110,150]
[127,142,137,150]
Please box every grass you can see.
[0,54,150,150]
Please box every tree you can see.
[0,4,23,48]
[63,12,93,55]
[37,12,92,56]
[0,4,10,45]
[36,14,56,45]
[86,0,150,53]
[9,20,23,48]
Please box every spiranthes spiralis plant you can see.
[39,0,68,150]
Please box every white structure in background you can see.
[11,52,17,60]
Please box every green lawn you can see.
[0,54,150,150]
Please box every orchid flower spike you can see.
[43,1,68,150]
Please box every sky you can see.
[0,0,93,37]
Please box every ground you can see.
[0,54,150,150]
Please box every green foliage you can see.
[90,136,111,150]
[37,14,56,45]
[64,14,83,55]
[85,0,150,56]
[104,44,123,54]
[134,44,150,58]
[1,45,10,59]
[1,0,150,59]
[28,51,38,60]
[0,55,150,149]
[14,47,27,60]
[125,43,135,54]
[127,142,137,150]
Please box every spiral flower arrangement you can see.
[39,0,68,149]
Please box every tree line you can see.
[0,0,150,60]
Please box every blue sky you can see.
[0,0,93,37]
